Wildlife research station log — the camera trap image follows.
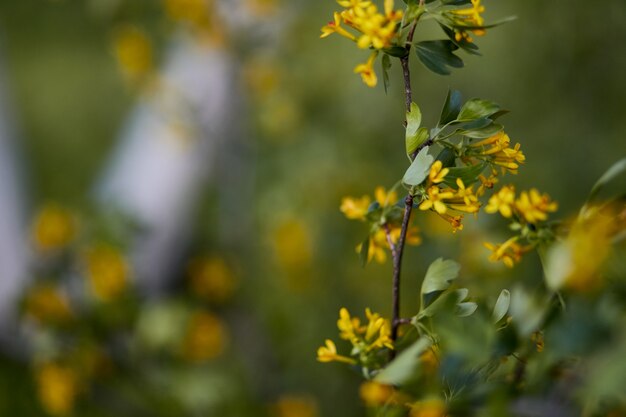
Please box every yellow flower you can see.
[410,398,447,417]
[358,225,421,264]
[32,203,76,251]
[273,395,319,417]
[320,11,357,41]
[484,237,528,268]
[514,189,558,224]
[36,363,78,416]
[354,52,378,88]
[420,346,440,374]
[477,173,498,196]
[25,285,73,325]
[181,311,227,362]
[316,339,356,364]
[485,185,516,218]
[337,307,365,342]
[470,132,525,175]
[187,256,237,304]
[428,161,449,184]
[359,381,395,407]
[363,308,393,351]
[419,186,456,214]
[112,25,153,82]
[340,195,372,220]
[374,185,398,208]
[84,244,129,302]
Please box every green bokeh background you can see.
[0,0,625,416]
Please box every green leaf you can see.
[414,40,463,76]
[460,122,503,139]
[407,128,429,157]
[381,54,392,94]
[492,289,511,323]
[456,302,478,317]
[406,102,422,140]
[442,162,486,188]
[586,157,626,204]
[383,46,407,58]
[374,337,432,385]
[457,98,501,121]
[359,236,370,267]
[439,90,462,125]
[419,288,468,318]
[403,148,434,186]
[435,147,456,168]
[421,258,460,296]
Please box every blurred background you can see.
[0,0,624,415]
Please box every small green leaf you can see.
[415,40,464,76]
[381,54,392,94]
[419,288,468,318]
[403,148,434,186]
[456,302,478,317]
[492,289,511,323]
[406,102,422,140]
[442,162,486,188]
[439,89,462,125]
[406,128,429,157]
[457,98,500,121]
[359,236,370,267]
[460,122,503,139]
[374,337,432,385]
[421,258,460,296]
[435,147,456,168]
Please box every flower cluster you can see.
[341,185,421,263]
[417,161,480,232]
[468,131,526,175]
[317,308,393,367]
[484,185,558,267]
[321,0,404,87]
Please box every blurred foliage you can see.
[0,0,624,416]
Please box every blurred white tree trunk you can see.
[97,34,248,293]
[0,50,28,329]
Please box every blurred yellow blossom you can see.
[357,225,421,264]
[484,237,529,268]
[485,185,516,218]
[84,244,129,302]
[354,52,378,87]
[410,398,447,417]
[272,218,313,271]
[181,311,227,362]
[32,203,76,251]
[514,189,558,224]
[316,339,356,364]
[36,363,79,416]
[246,0,279,17]
[112,25,153,82]
[164,0,211,29]
[188,256,237,304]
[272,395,319,417]
[340,195,371,220]
[25,284,73,325]
[374,185,398,207]
[359,381,395,407]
